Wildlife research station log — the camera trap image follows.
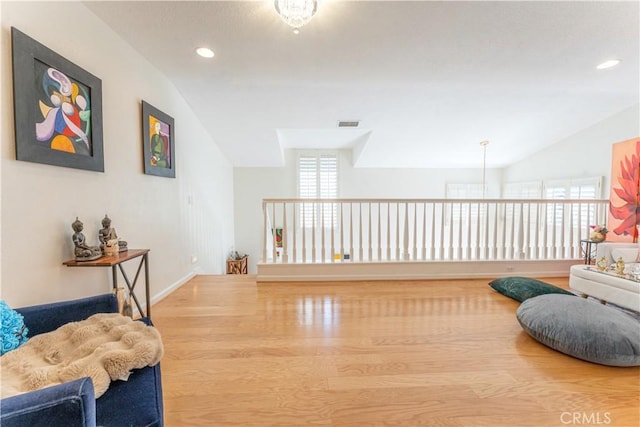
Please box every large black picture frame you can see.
[142,101,176,178]
[11,27,104,172]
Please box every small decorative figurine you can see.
[122,292,133,318]
[72,217,102,261]
[596,256,608,271]
[103,238,119,256]
[615,257,625,275]
[98,215,128,254]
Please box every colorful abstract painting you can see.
[12,27,104,171]
[607,138,640,243]
[275,228,283,248]
[148,115,171,168]
[35,61,93,156]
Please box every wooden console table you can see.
[63,249,151,318]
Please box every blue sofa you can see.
[0,294,164,427]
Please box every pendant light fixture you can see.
[274,0,318,30]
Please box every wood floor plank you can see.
[152,275,640,426]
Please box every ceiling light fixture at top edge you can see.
[275,0,318,29]
[596,59,621,70]
[196,47,215,58]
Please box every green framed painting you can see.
[142,101,175,178]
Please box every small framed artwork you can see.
[11,27,104,172]
[142,101,175,178]
[271,228,284,248]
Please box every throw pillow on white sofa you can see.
[611,247,639,263]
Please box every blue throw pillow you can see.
[1,300,29,355]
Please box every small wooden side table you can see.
[580,239,600,265]
[63,249,151,318]
[226,255,248,274]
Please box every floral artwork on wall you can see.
[607,138,640,243]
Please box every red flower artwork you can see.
[609,139,640,240]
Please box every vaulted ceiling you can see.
[85,1,640,168]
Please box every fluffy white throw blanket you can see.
[0,313,163,399]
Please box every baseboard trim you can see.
[151,271,196,305]
[257,260,579,282]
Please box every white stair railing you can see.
[262,198,609,263]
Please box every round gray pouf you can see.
[516,294,640,367]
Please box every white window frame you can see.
[503,180,543,199]
[543,177,602,199]
[445,183,486,224]
[543,177,603,229]
[297,151,339,228]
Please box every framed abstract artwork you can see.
[142,101,175,178]
[273,228,283,248]
[607,137,640,243]
[11,27,104,172]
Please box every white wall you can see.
[235,105,639,273]
[234,149,503,273]
[1,2,234,307]
[503,104,640,198]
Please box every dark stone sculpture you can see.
[72,217,102,261]
[99,215,128,254]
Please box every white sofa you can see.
[569,242,640,312]
[594,242,638,266]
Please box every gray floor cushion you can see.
[516,294,640,367]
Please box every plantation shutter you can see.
[445,183,484,222]
[298,153,338,227]
[544,178,602,229]
[299,156,318,199]
[503,181,542,199]
[319,155,337,199]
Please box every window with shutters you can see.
[445,183,485,200]
[502,181,543,226]
[543,177,603,229]
[503,181,543,199]
[298,153,338,228]
[445,183,485,223]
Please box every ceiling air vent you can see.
[337,120,360,128]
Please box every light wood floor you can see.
[151,275,639,426]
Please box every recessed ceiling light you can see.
[196,47,215,58]
[596,59,621,70]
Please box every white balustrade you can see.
[262,198,608,264]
